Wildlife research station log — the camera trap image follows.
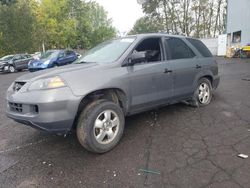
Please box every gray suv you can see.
[6,34,219,153]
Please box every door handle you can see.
[196,65,202,69]
[164,68,173,73]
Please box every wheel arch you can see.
[194,70,214,86]
[72,88,128,130]
[202,75,213,85]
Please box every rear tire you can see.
[188,78,212,107]
[76,99,125,153]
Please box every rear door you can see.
[164,37,200,101]
[22,54,33,69]
[64,51,77,64]
[12,55,23,69]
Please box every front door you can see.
[12,55,23,69]
[57,51,67,65]
[128,37,174,113]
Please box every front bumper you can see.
[0,64,9,72]
[28,67,46,72]
[6,87,82,133]
[28,62,51,72]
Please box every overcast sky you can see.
[94,0,144,34]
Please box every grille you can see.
[13,81,26,92]
[9,102,23,113]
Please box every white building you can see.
[227,0,250,46]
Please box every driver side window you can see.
[59,51,65,58]
[133,38,162,63]
[14,55,22,60]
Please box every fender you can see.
[193,69,214,90]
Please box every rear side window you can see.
[66,50,75,55]
[165,38,195,60]
[14,55,22,60]
[24,54,31,58]
[187,38,212,57]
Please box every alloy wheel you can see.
[9,66,15,73]
[198,82,210,104]
[93,110,120,144]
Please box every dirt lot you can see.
[0,58,250,188]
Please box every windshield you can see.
[75,37,136,64]
[0,55,14,61]
[40,51,60,60]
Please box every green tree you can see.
[0,0,35,56]
[34,0,116,50]
[129,16,164,34]
[137,0,227,38]
[68,0,116,48]
[0,0,16,5]
[86,2,116,47]
[0,0,116,56]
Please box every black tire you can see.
[188,78,212,107]
[76,99,125,153]
[9,65,15,73]
[53,63,59,68]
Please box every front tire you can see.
[53,63,58,68]
[9,65,15,73]
[76,100,125,153]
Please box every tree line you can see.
[0,0,116,56]
[130,0,227,38]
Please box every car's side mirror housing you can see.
[128,51,148,65]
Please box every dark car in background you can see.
[0,54,34,73]
[28,50,77,72]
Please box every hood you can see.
[16,63,100,82]
[30,57,55,65]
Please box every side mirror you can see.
[128,51,148,65]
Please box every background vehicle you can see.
[28,50,77,72]
[76,53,82,59]
[0,54,34,73]
[0,55,14,62]
[6,34,219,153]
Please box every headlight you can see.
[28,76,66,91]
[43,60,50,65]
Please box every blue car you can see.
[28,50,77,72]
